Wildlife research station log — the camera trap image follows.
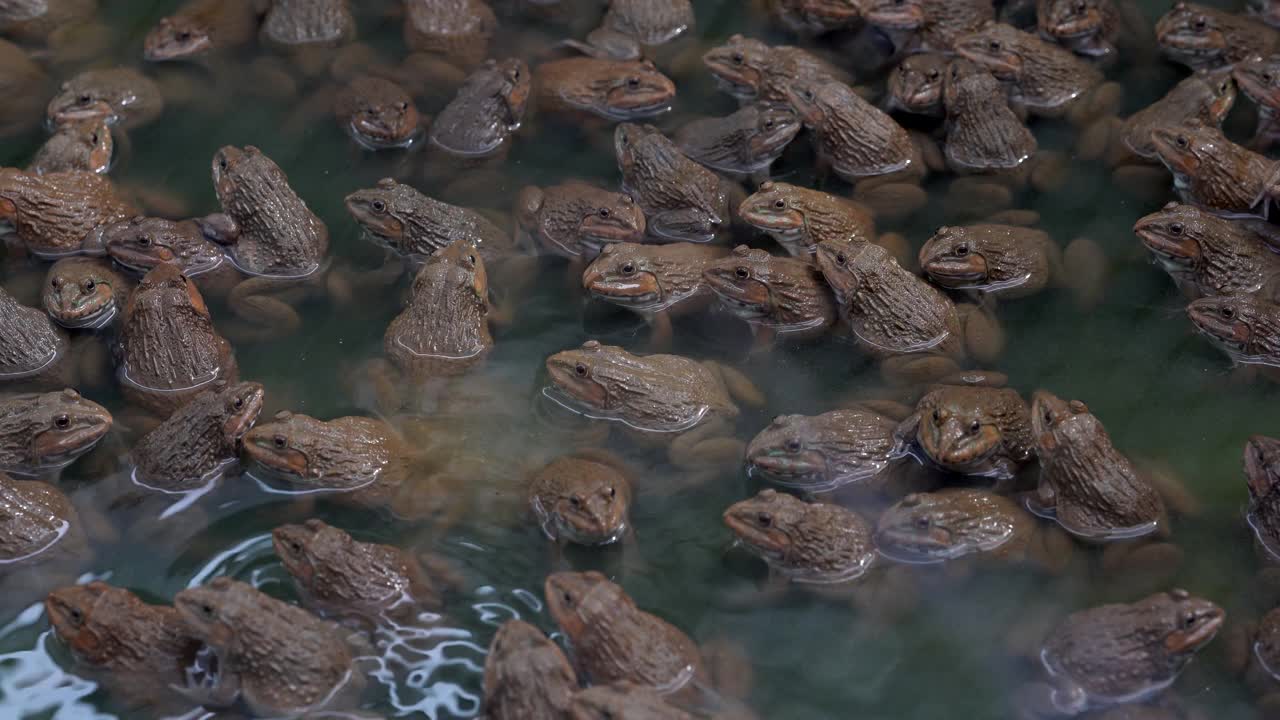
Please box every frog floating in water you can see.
[46,68,164,130]
[1149,124,1278,217]
[0,389,111,476]
[1133,202,1280,300]
[864,0,996,54]
[142,0,259,62]
[1156,2,1279,71]
[893,383,1034,482]
[403,0,495,69]
[724,489,878,585]
[429,58,529,161]
[765,0,862,37]
[563,0,694,60]
[96,216,244,302]
[737,182,877,259]
[42,256,132,330]
[333,75,423,150]
[345,177,516,263]
[529,451,633,548]
[673,104,801,183]
[701,245,838,345]
[516,181,646,260]
[534,57,676,123]
[129,381,263,491]
[1234,55,1280,151]
[745,407,902,494]
[26,117,113,175]
[481,619,578,720]
[0,168,137,258]
[702,34,852,107]
[1186,293,1280,378]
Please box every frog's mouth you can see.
[704,273,770,318]
[579,213,644,246]
[583,269,662,309]
[873,524,954,563]
[351,118,424,151]
[32,421,111,469]
[750,122,801,161]
[955,46,1021,80]
[1187,301,1251,352]
[922,254,988,285]
[1164,609,1224,653]
[746,449,827,486]
[919,422,1002,473]
[1235,70,1280,110]
[1158,28,1227,56]
[50,99,117,127]
[1044,13,1103,40]
[864,5,925,30]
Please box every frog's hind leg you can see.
[1058,236,1108,310]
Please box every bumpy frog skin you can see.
[876,488,1038,564]
[1156,2,1279,70]
[27,117,113,175]
[738,182,876,258]
[1036,0,1123,58]
[1187,294,1280,369]
[1234,56,1280,149]
[42,257,132,330]
[535,57,676,122]
[888,52,949,116]
[516,182,646,258]
[702,34,851,105]
[346,177,513,262]
[1245,435,1280,559]
[865,0,996,53]
[1133,202,1280,299]
[745,408,900,492]
[529,453,632,546]
[702,245,837,339]
[0,168,137,258]
[334,75,422,150]
[46,68,164,130]
[784,79,919,183]
[1119,71,1236,160]
[724,489,877,583]
[674,104,801,179]
[766,0,863,36]
[403,0,494,67]
[898,385,1034,480]
[1149,124,1277,216]
[1,471,83,566]
[954,23,1105,115]
[0,285,71,386]
[99,216,235,289]
[583,241,725,315]
[482,619,577,720]
[260,0,355,50]
[942,60,1037,173]
[919,224,1057,299]
[130,381,263,491]
[615,123,733,243]
[430,58,529,158]
[0,389,111,475]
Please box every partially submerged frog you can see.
[516,181,646,259]
[482,619,578,720]
[1186,294,1280,374]
[702,34,851,107]
[766,0,863,37]
[1,473,87,595]
[887,52,949,116]
[1036,0,1134,60]
[430,58,529,160]
[544,340,765,470]
[673,104,801,182]
[130,381,263,491]
[565,0,695,59]
[1234,55,1280,150]
[864,0,996,53]
[582,242,728,349]
[919,224,1105,305]
[403,0,495,68]
[1149,124,1276,217]
[334,75,422,150]
[1133,202,1280,300]
[26,118,113,175]
[529,451,634,547]
[894,384,1033,482]
[737,181,876,258]
[1246,435,1280,559]
[260,0,355,53]
[345,177,516,262]
[98,216,241,300]
[615,123,738,243]
[46,68,164,130]
[940,59,1040,182]
[174,576,363,717]
[0,168,137,258]
[724,489,877,584]
[42,257,132,330]
[535,57,676,122]
[0,389,112,476]
[701,245,838,344]
[0,285,75,389]
[142,0,259,62]
[1156,2,1279,71]
[745,408,901,493]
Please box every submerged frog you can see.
[0,39,47,137]
[174,576,363,717]
[46,68,164,130]
[919,224,1105,304]
[1150,124,1278,217]
[260,0,355,53]
[0,168,137,258]
[737,182,876,258]
[0,389,112,476]
[615,123,738,244]
[566,0,695,59]
[333,75,422,150]
[1133,202,1280,300]
[403,0,495,68]
[940,59,1041,184]
[142,0,259,62]
[701,245,838,343]
[544,340,765,470]
[766,0,863,36]
[1234,56,1280,150]
[516,181,646,260]
[535,57,676,122]
[430,58,529,160]
[529,451,634,548]
[673,104,801,182]
[724,489,877,584]
[115,262,237,417]
[582,242,728,349]
[1156,2,1279,71]
[482,619,578,720]
[130,381,263,491]
[345,177,516,262]
[42,257,132,330]
[864,0,996,53]
[702,34,851,107]
[1186,293,1280,374]
[571,682,700,720]
[26,118,113,175]
[894,384,1034,481]
[745,408,901,493]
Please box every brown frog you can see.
[702,34,852,107]
[615,123,738,244]
[893,384,1033,481]
[1029,391,1166,540]
[274,518,459,627]
[1186,293,1280,375]
[0,39,47,138]
[174,576,363,717]
[940,59,1040,182]
[738,181,876,259]
[724,489,877,584]
[1233,55,1280,150]
[1156,3,1279,71]
[673,104,801,182]
[1227,604,1280,714]
[46,68,164,130]
[143,0,259,62]
[815,239,1004,384]
[260,0,355,52]
[130,381,263,491]
[887,52,949,117]
[529,451,634,547]
[1149,124,1277,217]
[0,168,137,258]
[566,0,695,59]
[98,216,242,300]
[482,619,578,720]
[346,177,516,262]
[701,245,837,344]
[0,473,86,595]
[26,118,113,175]
[1255,0,1280,27]
[42,256,133,330]
[45,582,203,710]
[1037,0,1133,60]
[534,57,676,122]
[865,0,996,53]
[0,0,97,45]
[766,0,863,36]
[919,224,1105,304]
[1020,591,1223,716]
[0,285,75,388]
[570,682,698,720]
[403,0,495,68]
[115,262,238,417]
[1133,202,1280,300]
[544,340,765,470]
[334,75,423,150]
[581,241,728,349]
[429,58,529,160]
[516,181,646,260]
[1246,435,1280,561]
[0,389,111,476]
[745,408,901,493]
[876,488,1072,572]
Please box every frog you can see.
[1246,435,1280,563]
[893,383,1033,482]
[46,68,165,130]
[886,52,949,117]
[173,576,364,717]
[544,340,765,470]
[939,58,1049,185]
[42,256,133,330]
[1133,202,1280,301]
[954,22,1121,124]
[1255,0,1280,27]
[0,389,112,476]
[673,104,801,184]
[142,0,259,62]
[1224,604,1280,716]
[26,117,113,175]
[0,473,88,609]
[273,518,461,628]
[563,0,695,60]
[114,262,238,417]
[1017,590,1223,717]
[403,0,495,69]
[1036,0,1140,60]
[1233,55,1280,151]
[260,0,355,52]
[570,682,698,720]
[0,168,137,258]
[724,488,877,584]
[765,0,863,36]
[534,57,676,122]
[614,123,739,244]
[919,223,1107,306]
[0,0,97,45]
[0,285,78,389]
[875,488,1074,572]
[345,177,518,263]
[737,181,877,259]
[529,451,634,547]
[481,619,578,720]
[864,0,997,54]
[0,39,47,138]
[581,241,729,350]
[333,75,423,150]
[701,245,838,345]
[429,58,529,161]
[1186,293,1280,377]
[1156,2,1279,71]
[744,408,902,494]
[44,582,204,711]
[97,215,244,301]
[702,34,853,107]
[815,239,1005,385]
[1149,124,1277,217]
[130,381,263,492]
[515,181,646,260]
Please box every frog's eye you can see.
[763,118,775,129]
[288,540,302,554]
[83,279,96,292]
[954,244,969,256]
[363,106,375,116]
[621,262,635,276]
[1181,611,1198,629]
[926,68,940,80]
[625,77,640,89]
[78,93,92,104]
[735,266,750,280]
[467,254,476,264]
[136,236,151,246]
[1074,1,1086,12]
[90,132,99,144]
[569,496,581,508]
[914,516,930,530]
[68,607,84,625]
[51,277,61,288]
[1169,223,1183,236]
[1043,409,1054,424]
[371,200,387,213]
[273,434,288,449]
[1192,16,1207,31]
[54,415,70,429]
[773,199,786,210]
[1175,135,1189,148]
[785,438,801,453]
[200,603,216,618]
[834,251,847,266]
[931,409,941,423]
[177,31,191,42]
[730,52,744,65]
[598,207,611,218]
[574,363,588,377]
[987,40,1001,52]
[232,397,244,410]
[561,591,574,607]
[218,157,228,171]
[802,89,815,101]
[968,420,980,434]
[1221,306,1235,319]
[1264,73,1275,84]
[398,101,409,111]
[756,512,772,527]
[608,486,616,499]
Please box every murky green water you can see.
[1,0,1278,718]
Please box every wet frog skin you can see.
[941,60,1037,175]
[26,117,113,175]
[919,224,1058,300]
[1092,71,1237,163]
[673,104,801,181]
[430,58,529,159]
[954,22,1108,119]
[766,0,863,36]
[1186,293,1280,372]
[1037,0,1126,59]
[260,0,354,51]
[346,177,514,262]
[46,68,164,130]
[0,0,96,44]
[1245,435,1280,559]
[738,181,876,258]
[888,52,949,116]
[143,0,259,62]
[42,257,132,330]
[0,389,111,475]
[516,181,646,259]
[98,215,241,299]
[702,34,851,107]
[570,681,697,720]
[1133,203,1280,300]
[569,0,693,59]
[534,57,676,122]
[1156,2,1279,71]
[403,0,496,68]
[724,489,877,583]
[1233,56,1280,150]
[615,123,735,244]
[0,285,73,388]
[334,75,422,150]
[745,408,900,493]
[0,168,137,258]
[1030,391,1165,540]
[130,381,263,491]
[0,471,84,568]
[701,245,837,342]
[784,78,920,184]
[482,619,577,720]
[1150,124,1277,216]
[529,452,633,546]
[864,0,996,54]
[174,576,360,717]
[896,384,1033,481]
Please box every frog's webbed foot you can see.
[646,207,722,244]
[704,362,766,409]
[1058,236,1107,310]
[956,303,1005,365]
[668,420,744,472]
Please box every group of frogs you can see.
[4,0,1280,718]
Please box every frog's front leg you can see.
[225,276,304,341]
[703,361,766,409]
[646,207,722,244]
[668,418,744,471]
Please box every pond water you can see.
[0,0,1277,718]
